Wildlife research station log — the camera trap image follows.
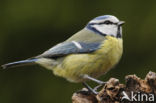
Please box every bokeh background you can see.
[0,0,156,103]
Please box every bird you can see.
[1,15,124,94]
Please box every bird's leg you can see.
[82,82,98,95]
[79,75,106,94]
[83,74,106,85]
[93,84,105,91]
[83,74,106,91]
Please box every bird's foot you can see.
[93,83,106,92]
[77,82,107,95]
[82,82,98,95]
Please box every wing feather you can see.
[37,41,101,58]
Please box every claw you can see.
[82,82,98,95]
[93,82,106,91]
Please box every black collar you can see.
[86,24,107,36]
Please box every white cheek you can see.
[92,25,117,36]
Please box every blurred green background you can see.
[0,0,156,103]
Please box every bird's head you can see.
[86,15,125,38]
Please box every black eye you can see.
[104,20,113,24]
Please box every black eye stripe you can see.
[103,20,113,24]
[89,21,118,25]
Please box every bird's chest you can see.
[95,36,123,68]
[77,36,123,79]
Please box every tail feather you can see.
[1,59,38,69]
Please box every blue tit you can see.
[2,15,124,93]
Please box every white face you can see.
[91,23,118,36]
[86,15,123,38]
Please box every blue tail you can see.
[1,59,38,69]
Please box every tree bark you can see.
[72,71,156,103]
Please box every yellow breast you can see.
[53,36,123,83]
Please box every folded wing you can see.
[37,41,101,58]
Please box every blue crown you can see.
[93,15,113,20]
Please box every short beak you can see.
[118,21,125,26]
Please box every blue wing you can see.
[37,41,101,58]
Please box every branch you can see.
[72,71,156,103]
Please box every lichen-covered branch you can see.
[72,71,156,103]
